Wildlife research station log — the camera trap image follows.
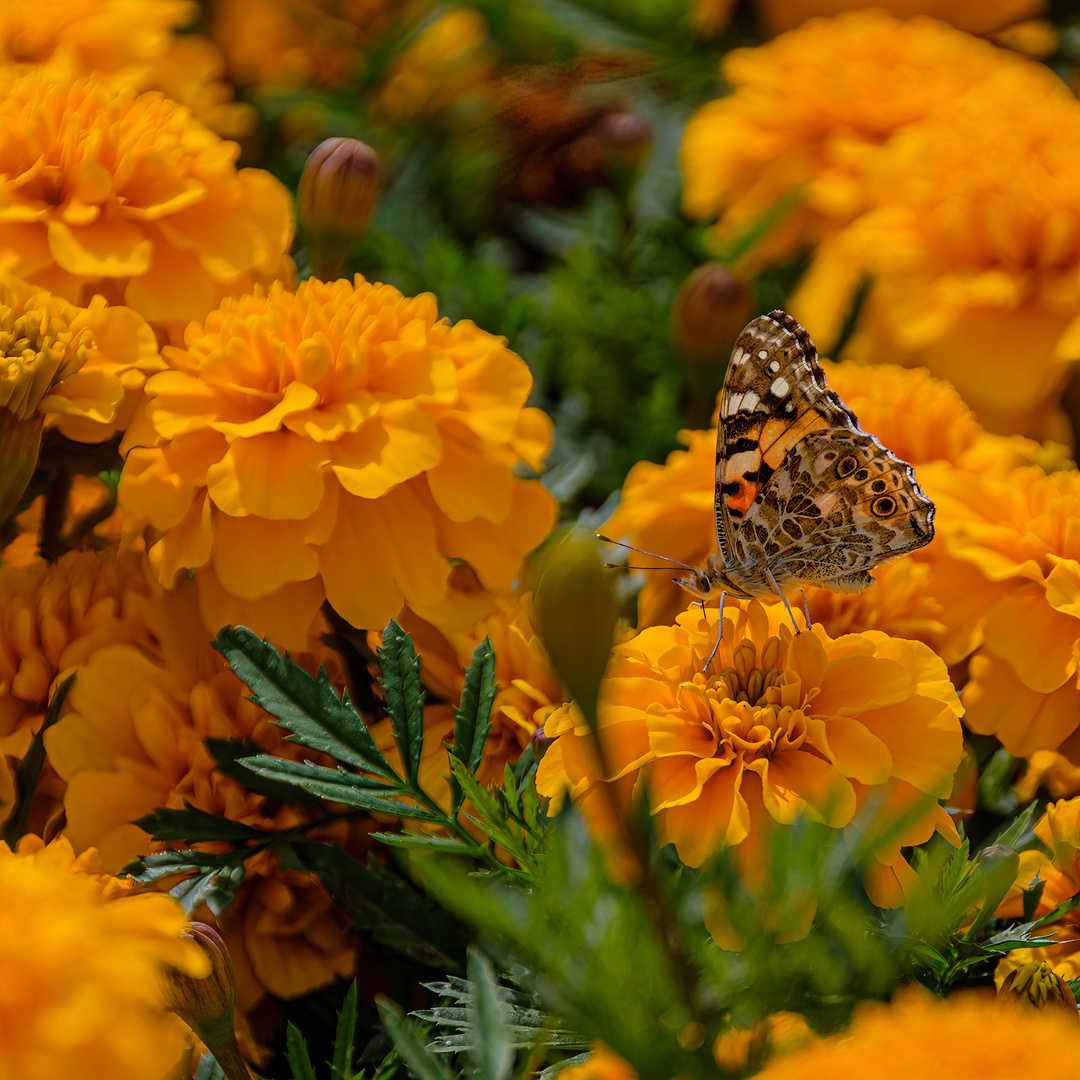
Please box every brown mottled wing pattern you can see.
[715,310,934,593]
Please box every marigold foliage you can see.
[0,70,293,336]
[119,276,556,649]
[536,599,964,909]
[0,834,206,1080]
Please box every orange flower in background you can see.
[754,986,1080,1079]
[0,70,293,339]
[536,599,964,908]
[118,276,556,650]
[369,592,564,811]
[43,576,363,1063]
[0,0,253,137]
[0,834,208,1080]
[754,0,1046,35]
[681,11,1018,269]
[794,60,1080,440]
[0,548,160,833]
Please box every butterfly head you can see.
[674,554,740,602]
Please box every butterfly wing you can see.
[715,310,859,567]
[715,310,934,593]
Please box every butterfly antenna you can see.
[596,534,695,572]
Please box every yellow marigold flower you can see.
[606,360,1048,649]
[998,960,1078,1017]
[793,59,1080,439]
[0,834,208,1080]
[754,986,1080,1079]
[0,70,293,338]
[535,600,964,907]
[754,0,1046,35]
[0,548,159,831]
[43,576,363,1063]
[681,11,1016,268]
[375,8,494,123]
[118,277,556,650]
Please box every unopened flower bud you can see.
[670,263,753,366]
[531,531,618,729]
[299,138,379,279]
[999,960,1079,1019]
[163,923,253,1080]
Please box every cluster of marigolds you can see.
[5,0,1080,1078]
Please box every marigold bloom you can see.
[0,834,207,1080]
[43,576,363,1062]
[754,0,1045,35]
[754,987,1080,1079]
[119,277,555,649]
[793,59,1080,439]
[536,600,964,907]
[0,70,293,338]
[681,12,1017,268]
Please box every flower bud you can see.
[670,263,753,367]
[163,923,253,1080]
[531,531,619,729]
[298,138,379,279]
[999,960,1079,1018]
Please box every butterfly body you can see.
[675,310,935,610]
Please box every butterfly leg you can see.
[703,591,726,671]
[800,588,812,632]
[764,569,801,635]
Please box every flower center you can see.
[0,301,89,419]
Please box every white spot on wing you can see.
[768,360,780,374]
[757,349,769,360]
[770,377,790,397]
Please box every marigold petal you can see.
[124,243,218,325]
[983,584,1078,693]
[210,512,321,598]
[806,715,893,785]
[120,431,227,530]
[426,431,512,523]
[813,654,911,715]
[750,751,856,827]
[1047,558,1080,618]
[47,217,153,277]
[657,764,749,866]
[329,403,442,499]
[212,380,322,439]
[206,431,329,520]
[150,490,214,585]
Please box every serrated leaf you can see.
[238,754,440,821]
[332,981,359,1080]
[171,862,245,918]
[1023,876,1046,922]
[1,673,73,845]
[378,622,427,786]
[206,738,323,805]
[287,1021,318,1080]
[193,1053,227,1080]
[120,849,237,884]
[378,998,456,1080]
[450,638,497,813]
[539,1052,592,1080]
[214,626,396,778]
[467,950,514,1080]
[370,832,478,856]
[133,802,268,843]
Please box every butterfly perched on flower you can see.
[673,310,935,630]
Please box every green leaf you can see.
[133,802,268,843]
[378,998,456,1080]
[298,842,469,970]
[2,673,73,845]
[193,1053,226,1080]
[287,1021,318,1080]
[370,832,479,856]
[1023,876,1046,922]
[213,626,397,779]
[467,949,514,1080]
[172,861,246,918]
[450,638,498,814]
[378,622,427,787]
[121,849,239,884]
[332,981,360,1080]
[238,754,441,821]
[206,738,323,805]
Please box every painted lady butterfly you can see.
[674,310,935,630]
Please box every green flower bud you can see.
[999,960,1079,1018]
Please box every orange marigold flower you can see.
[43,576,364,1064]
[681,12,1018,269]
[0,70,293,338]
[118,276,556,650]
[0,0,253,138]
[536,600,964,908]
[754,0,1045,36]
[754,986,1080,1079]
[0,833,208,1080]
[793,58,1080,440]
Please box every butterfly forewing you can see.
[710,310,934,600]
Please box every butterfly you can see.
[673,309,935,632]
